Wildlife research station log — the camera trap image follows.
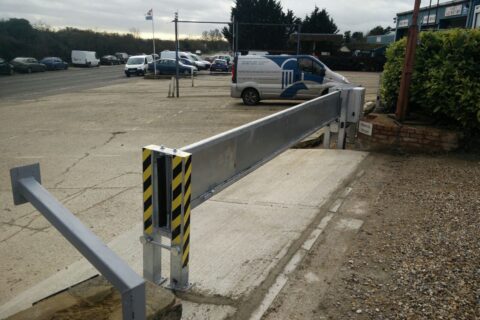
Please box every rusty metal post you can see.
[395,0,422,121]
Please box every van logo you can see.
[282,70,294,89]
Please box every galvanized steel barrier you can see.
[9,164,146,320]
[141,86,365,290]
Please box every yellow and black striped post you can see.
[142,148,154,235]
[170,152,191,289]
[141,145,191,289]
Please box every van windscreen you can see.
[127,57,144,64]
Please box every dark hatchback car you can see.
[115,52,129,63]
[0,58,14,75]
[210,59,231,73]
[40,57,69,70]
[148,58,194,75]
[100,55,121,65]
[10,57,46,73]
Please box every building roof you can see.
[396,0,469,16]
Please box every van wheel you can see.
[242,88,260,106]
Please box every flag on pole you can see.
[145,9,153,20]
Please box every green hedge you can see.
[381,29,480,130]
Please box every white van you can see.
[231,55,349,105]
[124,55,153,77]
[71,50,100,67]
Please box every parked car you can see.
[186,53,211,70]
[211,54,233,65]
[180,58,196,67]
[10,57,46,73]
[148,58,196,75]
[0,58,14,75]
[210,59,231,73]
[124,55,153,77]
[71,50,100,67]
[115,52,129,63]
[39,57,69,70]
[100,55,121,65]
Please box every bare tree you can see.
[129,27,140,38]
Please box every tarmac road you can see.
[0,65,129,101]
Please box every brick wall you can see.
[357,114,461,153]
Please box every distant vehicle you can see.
[10,57,46,73]
[180,58,196,67]
[124,55,153,77]
[151,53,159,60]
[0,58,14,75]
[195,50,202,55]
[248,51,269,56]
[231,55,349,105]
[100,55,121,65]
[211,54,233,65]
[115,52,129,63]
[148,58,197,75]
[71,50,100,67]
[210,59,231,73]
[186,53,211,70]
[39,57,69,70]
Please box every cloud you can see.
[0,0,451,38]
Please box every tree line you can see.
[221,0,391,52]
[0,18,229,61]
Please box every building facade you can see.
[395,0,480,40]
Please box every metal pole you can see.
[174,12,180,98]
[395,0,421,121]
[10,164,146,320]
[426,0,433,26]
[232,16,235,54]
[296,24,301,55]
[235,21,239,54]
[152,12,157,76]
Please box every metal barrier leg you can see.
[337,90,349,150]
[10,164,146,320]
[323,127,331,149]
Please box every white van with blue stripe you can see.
[231,55,349,105]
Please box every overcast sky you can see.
[0,0,444,39]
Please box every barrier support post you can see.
[141,145,191,291]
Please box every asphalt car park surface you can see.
[0,65,128,101]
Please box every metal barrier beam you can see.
[181,91,343,209]
[141,86,364,290]
[10,163,146,320]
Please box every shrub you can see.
[381,29,480,131]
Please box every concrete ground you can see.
[0,72,379,318]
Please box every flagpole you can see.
[152,11,156,76]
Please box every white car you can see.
[187,53,211,70]
[124,55,153,77]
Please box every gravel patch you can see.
[320,154,480,319]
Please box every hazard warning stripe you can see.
[142,148,153,235]
[182,155,192,268]
[171,155,183,244]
